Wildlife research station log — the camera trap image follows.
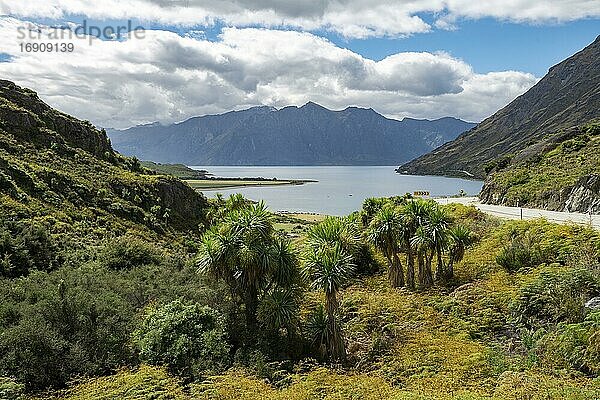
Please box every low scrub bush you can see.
[97,236,163,270]
[512,266,600,329]
[133,300,231,380]
[496,233,551,272]
[0,221,60,277]
[537,311,600,375]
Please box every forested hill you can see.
[107,103,475,165]
[0,79,208,246]
[399,35,600,179]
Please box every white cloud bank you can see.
[1,0,599,38]
[0,18,537,128]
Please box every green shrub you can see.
[51,365,187,400]
[512,267,600,330]
[0,257,225,392]
[537,311,600,375]
[0,221,59,278]
[98,236,163,270]
[0,274,135,390]
[352,242,382,276]
[496,233,550,272]
[133,300,230,380]
[0,377,25,400]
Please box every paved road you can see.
[435,197,600,230]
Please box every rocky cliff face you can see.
[478,123,600,213]
[480,174,600,213]
[564,175,600,213]
[0,80,113,158]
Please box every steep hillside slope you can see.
[479,122,600,212]
[399,35,600,179]
[107,103,475,165]
[0,80,207,244]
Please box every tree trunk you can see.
[388,249,405,288]
[435,248,445,281]
[325,291,345,361]
[244,284,259,329]
[417,250,425,288]
[405,239,415,290]
[423,250,434,287]
[447,258,454,280]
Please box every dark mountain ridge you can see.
[107,103,475,165]
[398,35,600,179]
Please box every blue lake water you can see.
[190,166,483,216]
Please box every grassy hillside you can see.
[480,122,600,211]
[0,80,208,251]
[140,161,208,179]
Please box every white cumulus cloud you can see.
[0,18,537,128]
[1,0,599,38]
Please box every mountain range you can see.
[107,103,475,165]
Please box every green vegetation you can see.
[134,300,230,380]
[302,217,360,361]
[140,161,208,179]
[185,179,302,190]
[481,122,600,209]
[6,196,599,400]
[2,81,600,399]
[139,162,309,190]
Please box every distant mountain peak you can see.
[248,105,278,112]
[108,103,475,166]
[300,101,328,110]
[343,105,378,114]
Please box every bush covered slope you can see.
[0,79,208,248]
[480,123,600,212]
[16,204,600,400]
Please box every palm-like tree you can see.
[258,288,300,334]
[197,201,300,329]
[207,193,249,224]
[426,206,452,281]
[447,224,477,279]
[305,304,329,359]
[367,205,404,288]
[302,243,354,361]
[196,225,238,290]
[360,197,387,227]
[411,226,434,287]
[400,199,431,289]
[306,217,362,258]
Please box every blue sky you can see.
[0,1,598,128]
[339,18,600,76]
